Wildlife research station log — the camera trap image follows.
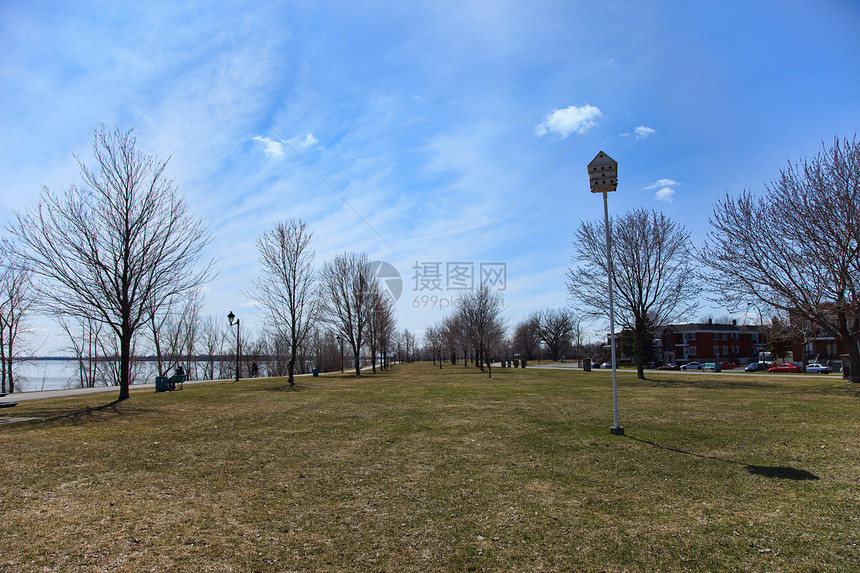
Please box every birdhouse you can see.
[587,151,618,193]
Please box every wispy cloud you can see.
[646,178,679,202]
[300,133,318,148]
[535,105,602,138]
[654,187,675,202]
[252,135,284,157]
[646,178,679,189]
[621,125,656,139]
[634,125,655,139]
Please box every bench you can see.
[168,373,186,391]
[704,363,716,370]
[155,373,186,392]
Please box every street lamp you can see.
[227,311,240,382]
[336,335,344,373]
[588,151,624,436]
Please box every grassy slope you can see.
[1,363,858,572]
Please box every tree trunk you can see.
[118,330,131,401]
[635,327,646,380]
[847,344,860,384]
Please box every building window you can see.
[713,333,719,340]
[721,333,728,340]
[723,346,729,355]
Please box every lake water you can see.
[9,360,159,393]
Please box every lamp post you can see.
[336,335,344,373]
[587,151,624,436]
[227,311,240,382]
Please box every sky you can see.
[2,0,859,353]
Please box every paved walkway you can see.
[0,378,224,403]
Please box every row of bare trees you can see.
[250,221,399,385]
[510,308,598,364]
[423,285,506,376]
[1,125,401,399]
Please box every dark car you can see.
[768,363,802,373]
[681,362,704,371]
[745,362,762,372]
[657,363,680,370]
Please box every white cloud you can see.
[252,135,284,158]
[300,133,318,148]
[646,178,678,189]
[646,178,679,202]
[654,187,675,202]
[634,125,655,139]
[535,104,602,138]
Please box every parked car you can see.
[681,362,704,371]
[591,362,601,369]
[600,362,612,369]
[657,363,680,370]
[805,363,831,374]
[745,362,762,372]
[768,363,802,373]
[720,361,737,369]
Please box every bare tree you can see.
[59,315,104,388]
[701,135,860,382]
[251,220,318,387]
[568,208,701,379]
[199,315,223,381]
[319,252,378,377]
[7,125,215,400]
[400,329,417,363]
[366,285,396,373]
[0,259,35,393]
[424,323,444,368]
[375,294,397,370]
[512,313,540,361]
[440,314,461,365]
[455,285,506,377]
[536,308,576,361]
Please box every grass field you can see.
[1,363,858,572]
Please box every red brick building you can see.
[658,321,768,366]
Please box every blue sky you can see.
[2,0,859,350]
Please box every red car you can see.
[657,364,680,370]
[768,363,802,373]
[720,361,737,369]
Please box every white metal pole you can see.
[603,191,623,435]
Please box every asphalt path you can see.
[0,377,225,403]
[525,362,841,379]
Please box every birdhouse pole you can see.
[587,151,624,436]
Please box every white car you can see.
[805,363,831,374]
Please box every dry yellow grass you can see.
[1,363,858,571]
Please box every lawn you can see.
[1,363,858,572]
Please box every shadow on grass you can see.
[638,375,777,391]
[626,434,820,481]
[13,399,152,427]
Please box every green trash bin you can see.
[155,376,168,392]
[312,368,319,377]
